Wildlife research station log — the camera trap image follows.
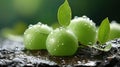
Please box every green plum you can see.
[68,16,97,45]
[109,21,120,40]
[24,22,53,50]
[46,28,78,56]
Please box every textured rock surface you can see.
[0,38,120,67]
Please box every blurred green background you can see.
[0,0,120,36]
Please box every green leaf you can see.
[98,17,110,44]
[103,44,112,52]
[57,0,71,27]
[92,44,112,52]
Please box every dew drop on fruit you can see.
[28,24,33,30]
[88,26,91,28]
[74,16,79,19]
[82,15,87,18]
[28,24,33,28]
[82,15,90,21]
[41,24,53,31]
[37,22,42,25]
[81,15,95,27]
[50,32,53,35]
[59,27,64,31]
[51,38,55,43]
[24,32,26,35]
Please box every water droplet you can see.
[67,29,73,34]
[74,16,79,19]
[82,15,90,20]
[24,32,26,35]
[29,24,33,28]
[88,26,91,28]
[59,27,64,31]
[37,22,42,25]
[50,32,53,34]
[40,24,53,31]
[50,38,55,43]
[82,15,88,18]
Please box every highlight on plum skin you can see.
[68,16,97,45]
[46,27,78,56]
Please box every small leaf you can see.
[98,17,110,44]
[57,0,71,27]
[92,44,112,52]
[103,44,112,52]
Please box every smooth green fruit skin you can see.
[68,17,97,45]
[24,24,52,50]
[46,28,78,56]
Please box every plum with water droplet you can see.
[68,16,97,45]
[24,23,53,50]
[46,28,78,56]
